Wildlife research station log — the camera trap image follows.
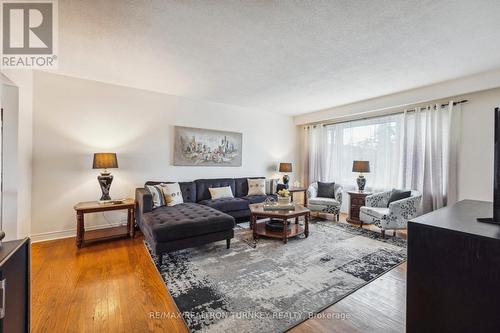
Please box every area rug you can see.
[147,220,406,333]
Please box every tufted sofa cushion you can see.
[141,203,235,242]
[195,178,236,202]
[198,197,249,212]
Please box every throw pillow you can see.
[209,186,234,200]
[145,184,167,208]
[161,183,184,206]
[265,178,280,194]
[387,189,412,207]
[317,181,336,198]
[247,178,266,196]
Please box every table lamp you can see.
[93,153,118,201]
[279,162,292,188]
[352,160,370,191]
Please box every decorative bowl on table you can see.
[278,196,291,205]
[265,220,292,231]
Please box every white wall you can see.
[31,71,296,240]
[457,88,500,202]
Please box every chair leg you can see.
[336,213,340,222]
[226,238,231,249]
[381,230,386,239]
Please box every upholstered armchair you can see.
[359,190,422,238]
[307,182,343,221]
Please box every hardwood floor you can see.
[31,235,189,333]
[31,217,406,333]
[290,263,406,333]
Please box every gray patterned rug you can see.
[147,220,406,333]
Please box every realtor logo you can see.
[1,0,58,68]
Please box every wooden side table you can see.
[346,191,372,227]
[288,187,308,206]
[73,198,136,248]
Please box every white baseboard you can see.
[30,222,127,243]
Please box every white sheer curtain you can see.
[323,114,404,211]
[301,125,327,185]
[302,101,461,214]
[401,102,461,213]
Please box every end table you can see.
[288,187,308,206]
[73,198,136,248]
[346,191,372,227]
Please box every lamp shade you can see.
[93,153,118,169]
[279,162,292,173]
[352,160,370,173]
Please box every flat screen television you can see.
[478,107,500,224]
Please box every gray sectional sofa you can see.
[136,177,276,258]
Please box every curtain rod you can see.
[405,99,468,112]
[305,99,469,128]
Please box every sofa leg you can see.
[381,230,386,239]
[336,214,340,222]
[226,238,231,249]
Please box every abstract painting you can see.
[174,126,242,166]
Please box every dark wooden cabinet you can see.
[0,237,30,333]
[346,191,371,225]
[407,200,500,333]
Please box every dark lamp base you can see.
[356,175,366,191]
[97,173,114,201]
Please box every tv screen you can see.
[478,107,500,224]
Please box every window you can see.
[304,103,459,213]
[324,114,403,191]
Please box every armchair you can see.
[360,190,422,238]
[307,182,343,221]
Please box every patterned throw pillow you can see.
[247,178,266,196]
[209,186,234,200]
[145,184,167,208]
[161,183,184,206]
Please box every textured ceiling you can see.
[56,0,500,115]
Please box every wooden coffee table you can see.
[249,203,310,244]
